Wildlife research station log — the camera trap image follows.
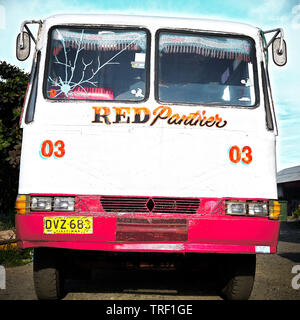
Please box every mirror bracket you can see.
[264,28,284,52]
[16,20,42,61]
[263,28,287,66]
[19,20,42,48]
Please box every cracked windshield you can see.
[158,32,256,106]
[46,28,148,101]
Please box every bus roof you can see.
[43,14,260,38]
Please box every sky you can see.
[0,0,300,171]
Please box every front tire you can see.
[219,254,256,300]
[33,248,66,300]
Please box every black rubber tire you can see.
[33,247,66,300]
[219,254,256,300]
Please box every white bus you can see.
[15,14,286,300]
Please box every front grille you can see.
[100,196,149,213]
[116,217,188,242]
[151,197,200,214]
[100,196,200,214]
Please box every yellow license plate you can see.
[43,216,93,234]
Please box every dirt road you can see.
[1,221,300,300]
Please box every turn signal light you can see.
[269,200,281,220]
[15,194,30,215]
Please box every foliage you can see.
[0,61,29,214]
[0,211,33,267]
[0,248,33,267]
[0,212,15,231]
[292,208,300,220]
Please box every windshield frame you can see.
[155,28,260,108]
[43,24,151,103]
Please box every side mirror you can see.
[16,32,31,61]
[272,38,287,66]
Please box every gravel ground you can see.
[0,221,300,300]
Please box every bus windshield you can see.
[157,32,257,107]
[45,27,148,101]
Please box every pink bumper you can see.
[16,213,280,254]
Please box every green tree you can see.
[0,61,29,214]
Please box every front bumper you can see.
[16,213,280,254]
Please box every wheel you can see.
[33,247,66,300]
[219,254,256,300]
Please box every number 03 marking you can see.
[229,145,252,164]
[40,140,65,158]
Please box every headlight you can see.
[225,200,270,217]
[30,196,75,212]
[31,197,52,211]
[53,197,75,212]
[226,201,247,215]
[248,203,268,216]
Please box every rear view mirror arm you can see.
[263,28,284,53]
[19,20,42,49]
[24,25,37,45]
